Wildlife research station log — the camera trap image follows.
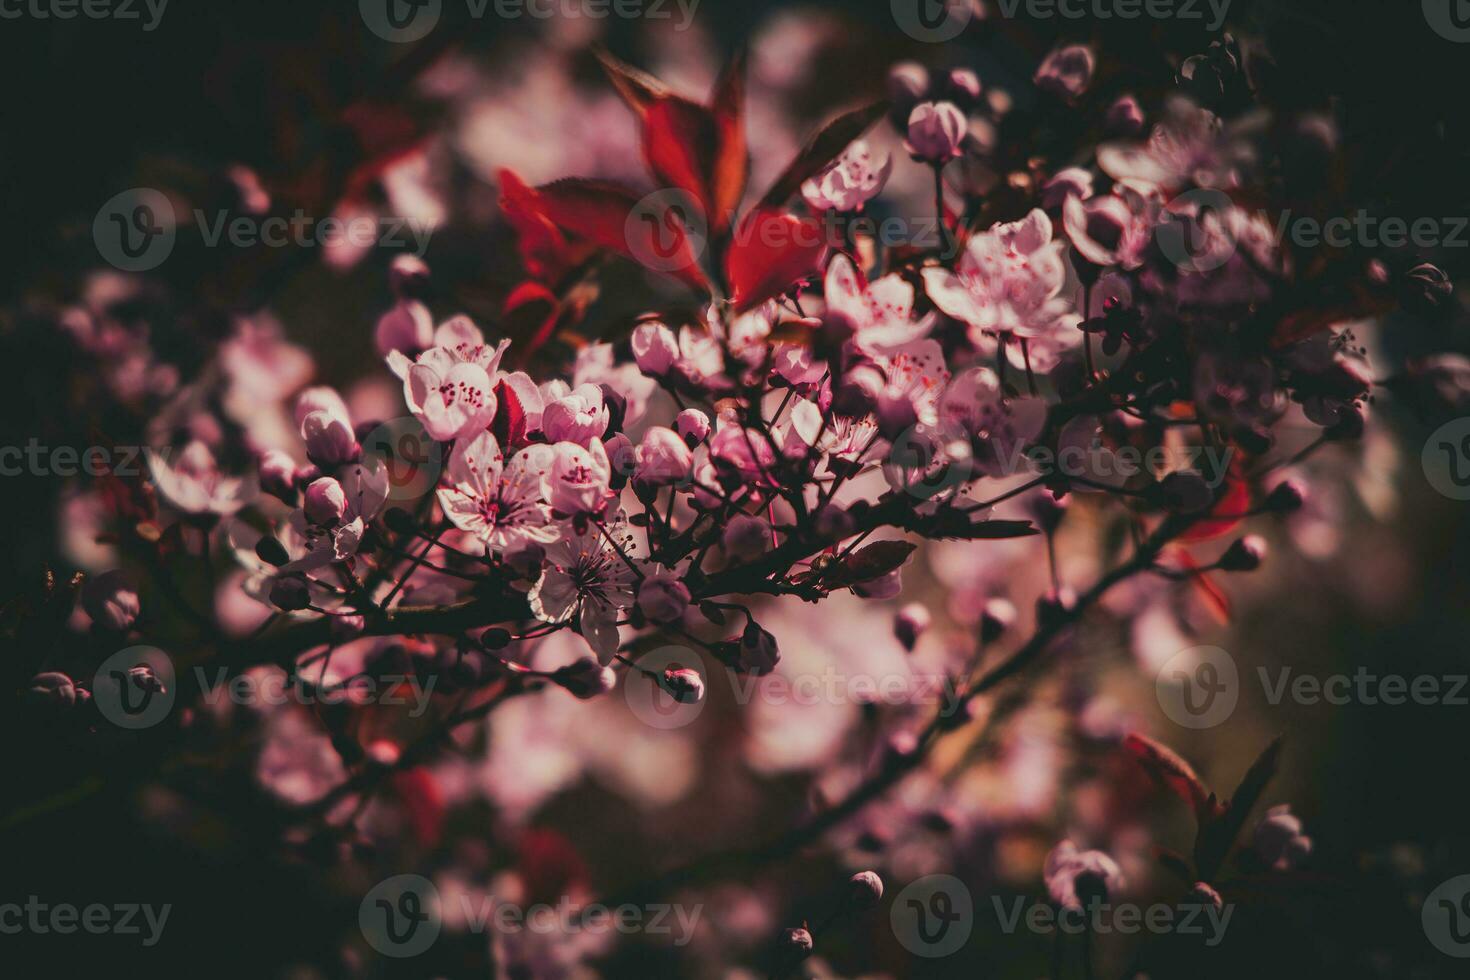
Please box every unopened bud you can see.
[661,667,705,704]
[1218,534,1266,572]
[552,659,616,699]
[893,603,931,652]
[848,870,884,909]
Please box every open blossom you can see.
[148,441,251,515]
[939,366,1047,475]
[278,461,388,572]
[921,208,1081,368]
[1061,182,1159,269]
[825,253,934,348]
[549,439,613,516]
[374,299,433,357]
[540,383,610,446]
[801,139,891,212]
[436,431,558,554]
[1098,95,1244,191]
[528,519,638,662]
[1034,44,1096,102]
[388,316,510,442]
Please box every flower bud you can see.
[389,254,431,300]
[28,671,82,708]
[269,576,312,612]
[947,68,981,104]
[904,101,967,164]
[736,622,780,675]
[631,321,678,376]
[1402,263,1454,316]
[637,571,692,624]
[893,603,931,651]
[293,386,352,430]
[1265,479,1305,514]
[374,300,434,357]
[980,597,1017,644]
[781,927,814,960]
[814,504,856,542]
[661,667,705,704]
[1105,95,1146,135]
[81,570,140,632]
[303,477,348,526]
[1185,881,1223,912]
[675,408,711,446]
[541,384,610,446]
[848,870,885,909]
[551,659,617,700]
[255,534,290,567]
[301,410,361,468]
[723,514,769,561]
[1218,534,1266,572]
[635,426,694,487]
[1034,44,1096,102]
[887,61,929,107]
[258,449,298,503]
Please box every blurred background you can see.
[2,0,1470,976]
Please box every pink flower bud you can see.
[947,68,981,104]
[1219,534,1266,571]
[675,408,711,446]
[887,61,929,106]
[637,570,692,624]
[29,671,83,708]
[389,254,430,298]
[549,439,612,516]
[735,622,780,675]
[980,597,1016,644]
[270,576,312,611]
[848,870,885,908]
[258,449,297,503]
[1106,95,1146,135]
[893,603,931,651]
[904,101,967,163]
[303,477,348,526]
[374,300,434,357]
[723,514,769,561]
[82,570,140,632]
[781,927,813,959]
[635,426,694,487]
[293,386,352,431]
[1035,44,1096,102]
[552,659,617,699]
[631,321,679,376]
[301,409,360,468]
[661,666,705,704]
[1253,805,1312,871]
[540,384,610,446]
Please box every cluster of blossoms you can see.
[11,17,1467,979]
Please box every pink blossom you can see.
[81,570,140,631]
[825,253,934,348]
[302,476,347,526]
[375,300,434,358]
[540,383,610,446]
[436,431,558,554]
[635,426,694,487]
[1034,44,1096,102]
[632,321,678,376]
[549,439,613,516]
[527,519,637,662]
[636,569,691,624]
[1044,840,1125,909]
[147,441,251,515]
[801,139,892,212]
[676,408,711,445]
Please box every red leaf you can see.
[502,280,560,362]
[491,377,529,451]
[498,169,593,285]
[1122,733,1223,824]
[516,828,590,905]
[725,208,827,311]
[598,48,747,238]
[1178,460,1250,543]
[388,767,444,848]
